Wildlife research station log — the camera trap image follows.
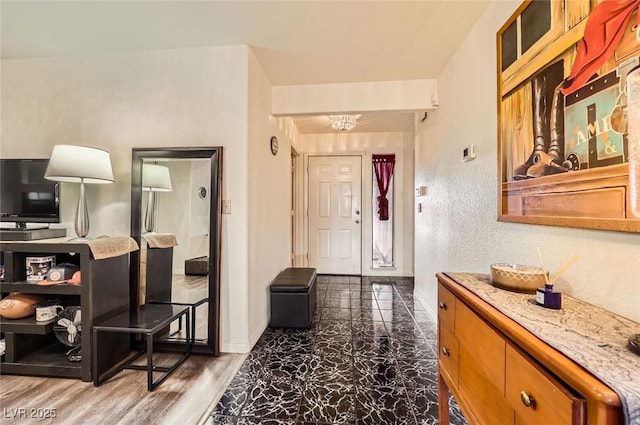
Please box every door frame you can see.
[303,152,364,274]
[291,146,302,266]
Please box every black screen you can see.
[0,159,60,224]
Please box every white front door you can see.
[308,155,362,274]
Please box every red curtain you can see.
[373,154,395,221]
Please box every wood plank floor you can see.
[0,352,246,425]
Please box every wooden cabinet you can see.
[437,273,622,425]
[506,343,584,425]
[0,239,130,381]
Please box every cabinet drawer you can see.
[438,323,459,385]
[459,346,514,425]
[437,283,456,330]
[455,300,505,391]
[506,343,585,425]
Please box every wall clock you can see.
[270,136,278,156]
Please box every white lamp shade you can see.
[45,145,114,184]
[142,164,172,192]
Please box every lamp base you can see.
[67,236,93,242]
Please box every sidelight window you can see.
[372,154,395,268]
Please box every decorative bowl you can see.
[490,263,547,294]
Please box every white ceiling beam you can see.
[272,79,438,116]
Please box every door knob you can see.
[442,347,450,357]
[355,209,360,215]
[439,302,447,310]
[355,220,360,224]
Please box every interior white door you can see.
[308,155,362,274]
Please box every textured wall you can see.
[414,0,640,323]
[247,50,295,349]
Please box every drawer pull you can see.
[442,347,451,357]
[439,302,447,310]
[520,391,535,408]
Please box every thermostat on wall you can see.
[462,144,477,162]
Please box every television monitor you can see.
[0,159,60,228]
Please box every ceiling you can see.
[1,1,490,134]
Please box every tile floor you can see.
[208,275,467,425]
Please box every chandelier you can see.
[329,114,357,131]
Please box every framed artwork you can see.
[497,0,640,233]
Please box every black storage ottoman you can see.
[185,256,209,276]
[269,268,317,329]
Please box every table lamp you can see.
[142,163,172,233]
[45,145,114,240]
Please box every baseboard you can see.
[221,340,251,353]
[249,316,269,349]
[414,289,437,323]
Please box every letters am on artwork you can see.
[497,0,640,233]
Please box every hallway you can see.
[208,275,466,424]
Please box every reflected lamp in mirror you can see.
[45,145,114,240]
[142,163,172,233]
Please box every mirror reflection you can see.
[141,158,210,343]
[130,147,222,356]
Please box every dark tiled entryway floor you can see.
[208,275,467,425]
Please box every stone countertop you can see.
[444,272,640,425]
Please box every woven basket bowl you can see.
[490,263,547,294]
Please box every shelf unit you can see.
[0,238,131,382]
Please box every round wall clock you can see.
[270,136,279,156]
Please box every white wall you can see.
[157,161,191,273]
[1,45,254,351]
[246,49,295,349]
[154,159,210,273]
[187,159,212,262]
[300,131,415,277]
[414,0,640,323]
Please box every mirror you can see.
[130,147,223,355]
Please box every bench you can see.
[269,267,317,329]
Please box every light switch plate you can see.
[222,200,231,214]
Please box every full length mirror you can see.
[130,147,223,355]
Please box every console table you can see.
[0,238,134,382]
[437,272,640,425]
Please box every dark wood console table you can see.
[0,238,131,382]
